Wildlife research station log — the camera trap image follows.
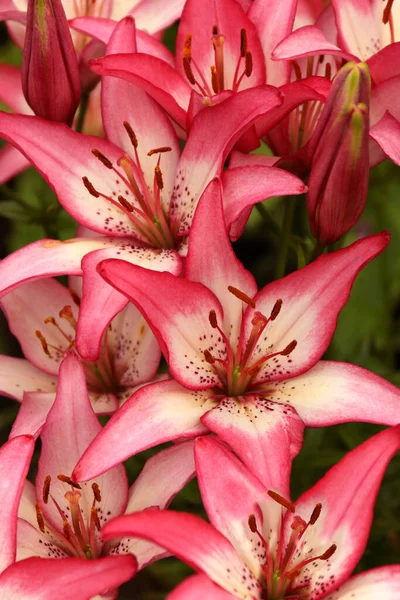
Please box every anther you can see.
[228,286,256,308]
[240,28,247,57]
[91,507,101,531]
[42,476,51,504]
[59,305,76,327]
[82,176,100,198]
[154,165,164,190]
[57,474,82,489]
[44,316,56,325]
[320,544,337,560]
[123,121,138,149]
[211,66,219,94]
[209,310,218,328]
[383,0,395,24]
[92,482,101,503]
[63,520,71,540]
[183,57,196,85]
[36,503,45,533]
[324,62,332,80]
[92,149,113,169]
[118,195,134,212]
[36,330,50,356]
[204,349,215,364]
[248,514,257,532]
[268,490,296,513]
[270,299,282,321]
[309,503,322,525]
[69,289,81,306]
[183,34,192,60]
[212,24,219,35]
[292,60,303,81]
[245,51,253,77]
[147,147,172,156]
[280,340,297,356]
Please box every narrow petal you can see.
[186,178,257,346]
[0,63,31,113]
[243,232,389,384]
[369,110,400,165]
[0,555,137,600]
[249,0,297,85]
[76,245,181,361]
[367,42,400,85]
[37,353,128,531]
[273,360,400,426]
[0,144,31,183]
[98,259,225,389]
[291,425,400,596]
[101,510,258,598]
[0,435,34,572]
[202,397,303,494]
[0,356,56,402]
[195,436,280,579]
[126,0,186,34]
[222,165,307,240]
[272,25,354,62]
[73,380,213,482]
[170,86,283,234]
[168,574,236,600]
[329,565,400,600]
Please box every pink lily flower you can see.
[0,275,161,438]
[0,433,136,598]
[72,178,400,491]
[0,28,305,362]
[100,430,400,600]
[14,351,195,598]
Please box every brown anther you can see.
[240,28,247,57]
[268,490,296,513]
[212,24,219,35]
[92,149,113,169]
[57,474,82,489]
[211,65,219,94]
[36,503,45,533]
[209,310,218,328]
[280,340,297,356]
[292,60,303,81]
[248,514,257,532]
[183,56,196,85]
[183,34,192,60]
[383,0,395,24]
[63,520,71,540]
[91,506,101,531]
[147,146,172,156]
[324,62,332,80]
[42,475,51,504]
[36,330,50,356]
[228,286,256,308]
[123,121,138,149]
[118,195,134,212]
[270,299,282,321]
[247,364,261,377]
[309,503,322,525]
[92,482,102,503]
[82,176,100,198]
[44,316,56,325]
[245,51,253,77]
[204,349,215,364]
[69,289,81,306]
[154,165,164,190]
[59,305,74,322]
[320,544,337,560]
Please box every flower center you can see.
[204,288,296,397]
[35,291,120,394]
[36,474,103,559]
[82,122,179,249]
[182,27,253,96]
[248,491,337,599]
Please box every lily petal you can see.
[0,356,56,402]
[0,435,34,572]
[73,379,213,481]
[0,144,31,183]
[369,110,400,165]
[330,565,400,600]
[168,574,236,600]
[0,555,137,600]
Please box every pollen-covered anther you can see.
[92,482,101,503]
[270,298,283,321]
[42,475,51,504]
[320,544,337,560]
[118,195,134,212]
[91,506,101,531]
[183,56,196,85]
[240,28,247,57]
[44,316,56,326]
[268,489,296,513]
[183,34,192,60]
[123,121,138,149]
[248,513,257,532]
[92,148,113,169]
[36,503,45,533]
[292,60,303,81]
[69,289,81,306]
[57,474,82,489]
[154,165,164,190]
[63,520,71,541]
[309,503,322,525]
[35,330,50,356]
[228,285,256,308]
[209,310,218,328]
[212,24,219,35]
[325,62,332,80]
[147,146,172,156]
[59,305,76,328]
[383,0,395,24]
[204,349,216,364]
[245,51,253,77]
[280,340,297,356]
[82,176,100,198]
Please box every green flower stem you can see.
[274,195,296,279]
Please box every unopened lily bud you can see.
[22,0,81,124]
[307,62,370,245]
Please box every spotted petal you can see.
[330,565,400,600]
[0,356,56,402]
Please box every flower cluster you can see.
[0,0,399,598]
